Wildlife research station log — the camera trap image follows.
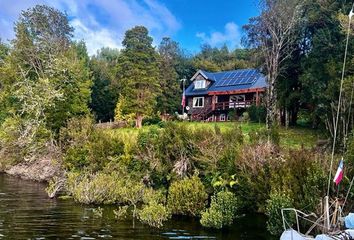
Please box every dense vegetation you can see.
[0,0,354,236]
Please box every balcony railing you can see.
[214,100,255,110]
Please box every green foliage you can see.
[247,105,266,123]
[0,39,8,66]
[60,117,124,171]
[270,149,327,211]
[248,126,280,146]
[44,46,92,133]
[66,170,146,206]
[0,4,91,166]
[346,132,354,176]
[167,175,208,216]
[192,44,254,71]
[116,26,160,127]
[265,191,294,236]
[157,37,181,114]
[66,172,124,204]
[113,206,128,220]
[0,76,61,163]
[241,112,250,122]
[138,202,170,228]
[142,115,162,126]
[156,122,197,177]
[200,190,239,229]
[90,47,120,122]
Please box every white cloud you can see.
[0,0,181,55]
[196,22,241,49]
[71,19,121,55]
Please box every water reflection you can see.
[0,174,273,239]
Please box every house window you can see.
[220,114,226,121]
[194,80,206,89]
[193,97,204,108]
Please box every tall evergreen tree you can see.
[116,26,160,128]
[157,37,181,115]
[90,47,120,122]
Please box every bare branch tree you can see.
[244,0,303,128]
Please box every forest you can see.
[0,0,354,236]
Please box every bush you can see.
[247,105,266,123]
[66,172,125,204]
[138,202,170,228]
[200,191,238,229]
[60,117,125,171]
[167,175,208,216]
[158,123,197,177]
[266,190,294,236]
[241,112,250,122]
[142,116,162,126]
[236,141,277,211]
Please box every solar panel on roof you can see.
[214,69,260,87]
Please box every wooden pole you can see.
[324,196,330,232]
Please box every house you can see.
[184,68,267,121]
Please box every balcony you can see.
[213,100,255,110]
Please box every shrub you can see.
[167,175,208,216]
[247,105,266,123]
[142,116,162,126]
[138,202,170,228]
[265,190,294,236]
[60,117,125,171]
[200,190,239,229]
[66,172,125,204]
[113,206,128,220]
[158,123,197,177]
[241,112,250,122]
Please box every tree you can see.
[157,37,180,114]
[90,47,120,122]
[115,26,160,128]
[0,39,8,65]
[12,5,73,79]
[243,0,303,128]
[44,45,92,133]
[299,0,354,145]
[0,5,91,164]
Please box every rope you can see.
[327,3,354,196]
[343,175,354,211]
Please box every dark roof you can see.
[185,69,267,96]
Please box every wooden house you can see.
[184,69,267,121]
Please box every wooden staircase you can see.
[191,105,214,121]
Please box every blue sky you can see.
[0,0,259,55]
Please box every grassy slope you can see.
[109,122,324,149]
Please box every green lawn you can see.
[109,121,324,149]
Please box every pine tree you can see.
[157,37,181,115]
[116,26,160,128]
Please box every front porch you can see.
[188,88,265,121]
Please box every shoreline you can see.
[3,157,63,183]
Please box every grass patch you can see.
[108,121,324,150]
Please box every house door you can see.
[229,95,245,108]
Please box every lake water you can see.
[0,173,273,239]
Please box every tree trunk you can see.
[135,114,143,128]
[285,109,289,129]
[266,78,278,129]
